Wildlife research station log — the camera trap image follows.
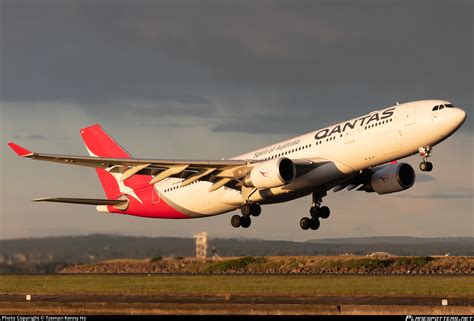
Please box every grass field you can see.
[1,274,472,298]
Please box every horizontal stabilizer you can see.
[33,197,128,206]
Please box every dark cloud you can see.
[138,2,472,91]
[213,112,313,134]
[83,98,215,119]
[0,1,472,136]
[12,134,47,140]
[139,119,206,129]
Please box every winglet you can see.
[8,142,33,157]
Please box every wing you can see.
[8,142,253,189]
[8,142,323,192]
[8,142,247,169]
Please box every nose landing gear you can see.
[419,146,433,172]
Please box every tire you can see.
[231,215,241,228]
[309,206,318,218]
[310,218,320,230]
[425,162,433,172]
[241,203,251,217]
[419,162,427,172]
[319,206,330,219]
[251,203,261,217]
[300,217,311,230]
[240,216,251,228]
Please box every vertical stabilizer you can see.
[80,124,149,200]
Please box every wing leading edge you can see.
[8,142,323,192]
[7,142,255,190]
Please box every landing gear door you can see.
[404,107,416,126]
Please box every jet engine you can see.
[243,157,296,189]
[361,163,416,195]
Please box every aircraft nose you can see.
[453,107,467,125]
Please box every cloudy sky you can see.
[0,0,472,241]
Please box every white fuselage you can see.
[154,100,466,217]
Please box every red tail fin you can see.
[80,124,131,158]
[80,124,149,200]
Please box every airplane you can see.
[8,100,466,231]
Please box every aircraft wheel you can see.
[319,206,330,219]
[240,216,251,228]
[425,162,433,172]
[419,161,432,172]
[251,203,261,217]
[240,203,251,217]
[309,206,319,218]
[419,162,426,171]
[309,218,320,230]
[231,215,241,228]
[300,217,311,230]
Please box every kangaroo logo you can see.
[107,167,144,204]
[259,171,269,177]
[84,144,144,204]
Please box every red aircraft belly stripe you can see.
[106,184,190,219]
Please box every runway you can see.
[0,294,472,315]
[1,274,472,314]
[0,294,472,306]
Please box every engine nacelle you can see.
[243,157,296,189]
[364,163,416,195]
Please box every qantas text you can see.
[314,108,395,140]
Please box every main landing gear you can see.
[300,192,330,231]
[231,202,261,228]
[418,146,433,172]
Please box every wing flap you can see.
[149,165,189,184]
[180,168,215,187]
[121,163,152,181]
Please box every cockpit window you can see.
[445,104,454,108]
[439,105,444,110]
[432,105,439,111]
